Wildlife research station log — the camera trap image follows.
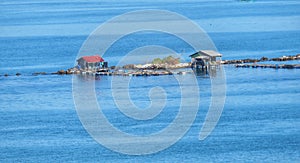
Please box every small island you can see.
[2,51,300,77]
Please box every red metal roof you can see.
[81,55,104,63]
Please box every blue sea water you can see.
[1,0,300,162]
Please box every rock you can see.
[33,72,47,75]
[66,70,73,75]
[260,57,268,61]
[123,64,135,69]
[242,59,259,63]
[220,60,227,64]
[178,71,188,75]
[57,70,66,75]
[74,70,80,74]
[282,64,295,69]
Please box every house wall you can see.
[86,62,100,70]
[77,59,87,70]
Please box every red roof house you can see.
[81,55,104,63]
[77,55,106,70]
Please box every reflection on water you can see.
[193,66,219,78]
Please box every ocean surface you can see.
[1,0,300,162]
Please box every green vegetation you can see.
[152,56,180,65]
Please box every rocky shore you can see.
[122,62,191,70]
[235,64,300,69]
[221,54,300,64]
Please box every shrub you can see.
[152,56,180,65]
[152,58,163,64]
